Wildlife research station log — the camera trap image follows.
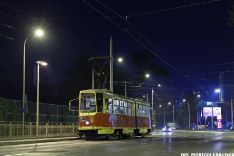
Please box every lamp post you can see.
[168,102,174,123]
[36,61,47,138]
[159,104,165,126]
[152,87,154,129]
[22,30,43,137]
[231,94,233,129]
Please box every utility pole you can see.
[197,103,198,130]
[110,37,113,92]
[92,62,95,89]
[231,95,233,129]
[152,88,154,130]
[173,104,174,123]
[212,102,213,131]
[164,108,165,126]
[125,81,127,97]
[188,101,190,130]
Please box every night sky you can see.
[1,0,234,102]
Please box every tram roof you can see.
[80,89,149,105]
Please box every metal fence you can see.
[0,121,78,140]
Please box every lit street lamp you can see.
[118,57,123,62]
[159,104,165,126]
[22,30,43,137]
[36,61,47,138]
[168,102,174,123]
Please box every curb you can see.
[0,137,78,146]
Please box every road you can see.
[0,130,234,156]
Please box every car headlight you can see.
[169,128,171,131]
[85,121,89,125]
[162,128,165,131]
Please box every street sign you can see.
[21,108,24,113]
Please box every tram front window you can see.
[80,93,95,112]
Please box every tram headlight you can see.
[85,121,89,125]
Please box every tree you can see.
[10,101,20,122]
[130,49,169,94]
[56,54,93,105]
[56,53,132,103]
[0,97,9,121]
[25,102,33,122]
[46,103,51,122]
[63,106,68,123]
[227,0,234,27]
[131,49,169,79]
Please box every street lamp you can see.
[36,61,47,138]
[183,99,190,130]
[159,105,165,127]
[168,102,174,123]
[22,29,43,137]
[118,57,123,62]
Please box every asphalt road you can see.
[0,130,234,156]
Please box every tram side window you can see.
[114,99,119,113]
[132,103,134,115]
[148,106,150,117]
[120,100,124,114]
[145,106,148,116]
[124,102,128,114]
[107,99,113,113]
[128,102,132,115]
[142,105,146,116]
[138,104,143,116]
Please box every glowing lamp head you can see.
[146,74,150,78]
[118,58,123,62]
[36,30,43,36]
[215,89,220,93]
[36,61,47,66]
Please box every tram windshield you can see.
[80,93,96,112]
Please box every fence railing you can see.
[0,121,78,140]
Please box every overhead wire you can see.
[84,0,206,93]
[0,1,102,56]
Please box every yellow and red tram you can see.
[70,89,151,140]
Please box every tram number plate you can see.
[80,116,86,122]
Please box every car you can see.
[162,126,171,132]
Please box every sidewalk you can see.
[0,137,78,146]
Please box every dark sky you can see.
[1,0,234,102]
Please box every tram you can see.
[69,89,151,140]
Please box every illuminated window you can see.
[114,99,119,113]
[142,105,145,116]
[124,101,128,114]
[120,100,124,114]
[128,102,132,115]
[107,99,113,113]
